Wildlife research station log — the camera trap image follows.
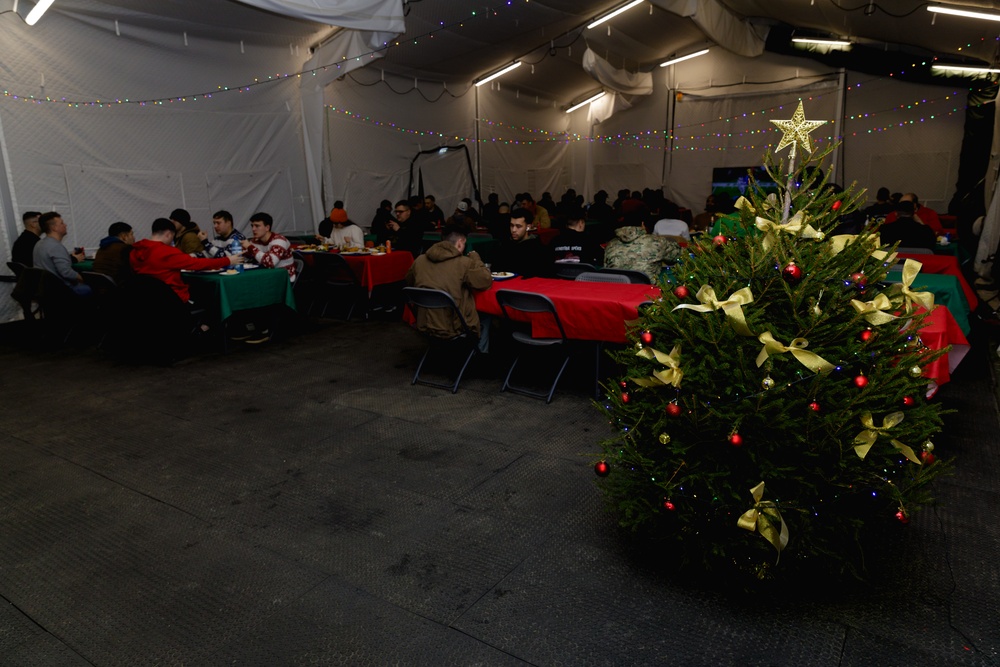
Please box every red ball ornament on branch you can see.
[619,380,628,389]
[858,329,874,343]
[639,330,654,346]
[621,392,631,404]
[672,285,690,299]
[853,374,869,389]
[665,403,682,417]
[728,433,743,447]
[782,262,803,284]
[832,199,843,212]
[850,272,868,289]
[663,499,676,511]
[712,234,728,246]
[895,510,910,525]
[921,451,936,464]
[808,401,821,412]
[594,461,610,477]
[903,395,915,407]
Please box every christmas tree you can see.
[595,102,950,581]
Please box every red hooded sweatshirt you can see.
[130,239,230,302]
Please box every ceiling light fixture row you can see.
[25,0,56,25]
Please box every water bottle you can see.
[229,237,243,256]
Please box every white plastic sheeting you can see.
[581,49,653,96]
[233,0,405,31]
[652,0,767,58]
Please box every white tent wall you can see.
[321,72,476,231]
[0,5,317,264]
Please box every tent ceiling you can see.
[9,0,1000,106]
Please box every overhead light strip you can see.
[931,64,1000,73]
[792,38,852,47]
[659,48,710,67]
[25,0,56,25]
[566,91,606,113]
[927,5,1000,22]
[474,61,522,87]
[587,0,645,30]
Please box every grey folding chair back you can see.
[554,262,597,280]
[576,271,629,284]
[6,261,27,279]
[598,267,651,284]
[402,286,478,394]
[495,289,570,403]
[896,247,934,255]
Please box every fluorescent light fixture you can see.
[659,48,710,67]
[25,0,56,25]
[927,5,1000,21]
[587,0,644,30]
[931,63,1000,74]
[792,38,852,47]
[475,61,521,87]
[566,91,606,113]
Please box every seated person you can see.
[604,213,680,281]
[882,193,943,236]
[382,200,425,255]
[492,208,553,278]
[170,208,204,256]
[200,210,246,257]
[92,221,135,283]
[318,200,346,239]
[405,224,492,339]
[863,187,894,226]
[878,200,936,250]
[550,206,603,265]
[32,211,91,295]
[517,192,551,229]
[130,217,240,302]
[423,195,446,230]
[690,195,716,233]
[240,212,297,282]
[316,206,364,248]
[12,211,42,267]
[445,201,477,235]
[370,199,394,243]
[652,201,691,240]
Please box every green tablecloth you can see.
[182,268,296,321]
[72,260,94,272]
[884,269,970,334]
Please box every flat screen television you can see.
[711,166,779,200]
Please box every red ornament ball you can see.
[594,460,610,477]
[663,499,676,511]
[832,200,843,212]
[895,510,910,525]
[921,451,936,464]
[850,272,868,287]
[782,262,803,284]
[903,395,915,407]
[673,285,690,299]
[639,330,654,345]
[808,401,821,412]
[665,403,682,417]
[621,392,631,404]
[858,329,874,343]
[728,433,743,447]
[619,380,628,389]
[712,234,728,246]
[853,375,869,388]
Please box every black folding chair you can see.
[495,289,570,404]
[81,272,119,349]
[6,261,27,279]
[310,252,363,320]
[402,287,479,394]
[576,271,629,284]
[554,262,598,280]
[598,267,651,284]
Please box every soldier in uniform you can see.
[603,212,680,281]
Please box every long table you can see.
[182,267,295,321]
[884,269,971,334]
[896,253,977,310]
[341,251,413,294]
[474,277,659,343]
[920,305,970,397]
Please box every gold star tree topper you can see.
[770,101,827,156]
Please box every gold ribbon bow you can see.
[829,234,896,263]
[853,412,921,464]
[850,294,898,326]
[633,345,683,388]
[894,258,935,313]
[737,481,789,560]
[754,211,821,251]
[672,285,755,337]
[734,194,777,214]
[755,331,834,373]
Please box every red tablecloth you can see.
[897,253,977,310]
[475,277,660,342]
[919,305,970,396]
[342,251,413,293]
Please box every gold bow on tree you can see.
[851,294,898,326]
[737,481,789,560]
[633,345,683,388]
[734,193,778,215]
[892,259,935,313]
[853,412,921,464]
[754,211,822,251]
[828,234,896,264]
[672,285,756,337]
[755,332,834,373]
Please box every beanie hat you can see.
[330,208,348,223]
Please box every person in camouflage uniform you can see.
[603,215,680,280]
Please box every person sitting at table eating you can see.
[550,206,603,266]
[169,208,205,256]
[240,212,297,282]
[405,224,493,343]
[492,207,553,278]
[33,212,91,296]
[199,210,246,258]
[604,212,680,281]
[878,200,936,251]
[130,218,240,303]
[92,221,135,284]
[315,206,365,249]
[11,211,42,267]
